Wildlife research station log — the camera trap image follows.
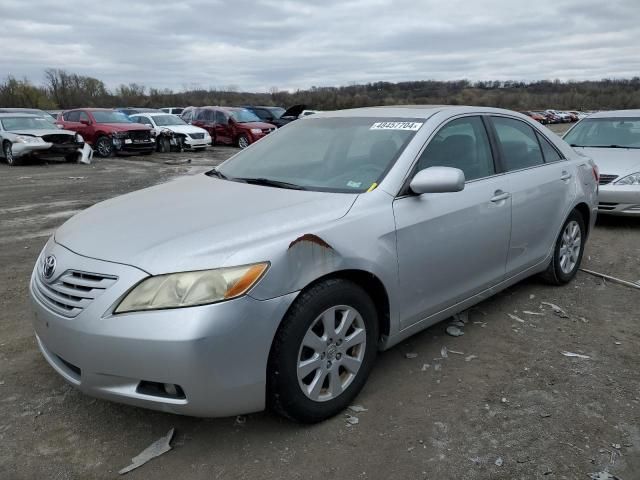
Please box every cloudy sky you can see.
[1,0,639,92]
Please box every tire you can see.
[158,137,171,153]
[541,209,586,285]
[267,279,379,423]
[237,134,250,149]
[64,153,79,163]
[3,141,18,166]
[94,135,113,158]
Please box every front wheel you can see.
[268,279,378,423]
[3,141,18,166]
[542,210,586,285]
[237,135,250,149]
[94,136,113,158]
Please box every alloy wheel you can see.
[296,305,366,402]
[238,136,249,149]
[4,143,14,165]
[97,137,112,157]
[559,220,581,274]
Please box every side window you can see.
[215,111,228,124]
[140,117,153,126]
[130,116,139,123]
[195,110,207,121]
[536,132,563,163]
[65,111,80,122]
[254,109,270,120]
[492,117,544,171]
[416,116,495,181]
[182,111,192,122]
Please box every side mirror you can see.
[409,166,465,194]
[80,119,91,125]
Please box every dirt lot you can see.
[1,132,639,480]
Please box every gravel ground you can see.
[1,134,639,480]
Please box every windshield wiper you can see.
[572,144,639,149]
[205,169,235,180]
[235,177,307,190]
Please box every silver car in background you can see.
[564,109,640,216]
[29,106,598,422]
[1,113,85,165]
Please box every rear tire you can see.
[541,209,585,285]
[268,279,378,423]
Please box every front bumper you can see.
[598,185,640,216]
[113,137,155,154]
[29,239,297,417]
[182,136,211,149]
[12,142,54,158]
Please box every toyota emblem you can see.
[43,255,57,280]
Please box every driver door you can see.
[393,115,511,329]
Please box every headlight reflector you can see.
[75,133,84,143]
[114,262,269,313]
[614,172,640,185]
[250,128,262,134]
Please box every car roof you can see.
[0,113,40,118]
[588,109,640,118]
[134,112,180,117]
[310,105,521,119]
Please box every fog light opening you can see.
[136,380,186,400]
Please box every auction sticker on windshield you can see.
[370,121,423,131]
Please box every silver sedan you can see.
[30,106,598,422]
[564,109,640,216]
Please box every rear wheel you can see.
[542,209,585,285]
[3,141,18,166]
[268,279,378,423]
[237,135,250,149]
[94,136,113,157]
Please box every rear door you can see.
[60,110,82,132]
[214,111,232,144]
[488,115,575,276]
[393,115,512,329]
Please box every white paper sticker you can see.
[346,180,362,188]
[370,121,423,131]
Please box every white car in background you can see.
[160,107,185,115]
[129,113,211,152]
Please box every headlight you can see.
[250,128,262,134]
[75,133,84,143]
[114,262,269,313]
[14,135,44,144]
[614,172,640,185]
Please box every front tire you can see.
[3,141,18,166]
[157,137,171,153]
[94,135,113,158]
[237,134,250,149]
[268,279,378,423]
[542,209,585,285]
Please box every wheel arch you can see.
[573,202,591,237]
[288,269,391,339]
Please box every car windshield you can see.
[216,117,423,193]
[229,109,261,123]
[153,115,187,126]
[1,116,57,130]
[270,107,286,118]
[564,117,640,148]
[92,111,132,123]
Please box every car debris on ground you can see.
[560,351,590,359]
[541,302,570,318]
[118,428,174,475]
[580,268,640,291]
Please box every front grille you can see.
[33,269,117,318]
[598,202,619,211]
[128,130,151,142]
[41,134,75,144]
[599,174,618,185]
[189,133,204,139]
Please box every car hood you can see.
[237,121,275,130]
[8,128,76,137]
[281,104,306,118]
[158,124,207,135]
[55,174,358,275]
[100,123,150,131]
[575,147,640,176]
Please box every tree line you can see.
[2,69,640,111]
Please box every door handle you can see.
[560,171,572,181]
[490,190,511,203]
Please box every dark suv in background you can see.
[242,104,306,128]
[183,106,276,148]
[57,109,155,157]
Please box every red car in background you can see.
[522,111,549,124]
[182,106,276,148]
[56,108,155,157]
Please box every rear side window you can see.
[417,116,495,181]
[537,132,563,163]
[215,111,228,124]
[65,111,80,122]
[492,117,544,171]
[78,112,90,122]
